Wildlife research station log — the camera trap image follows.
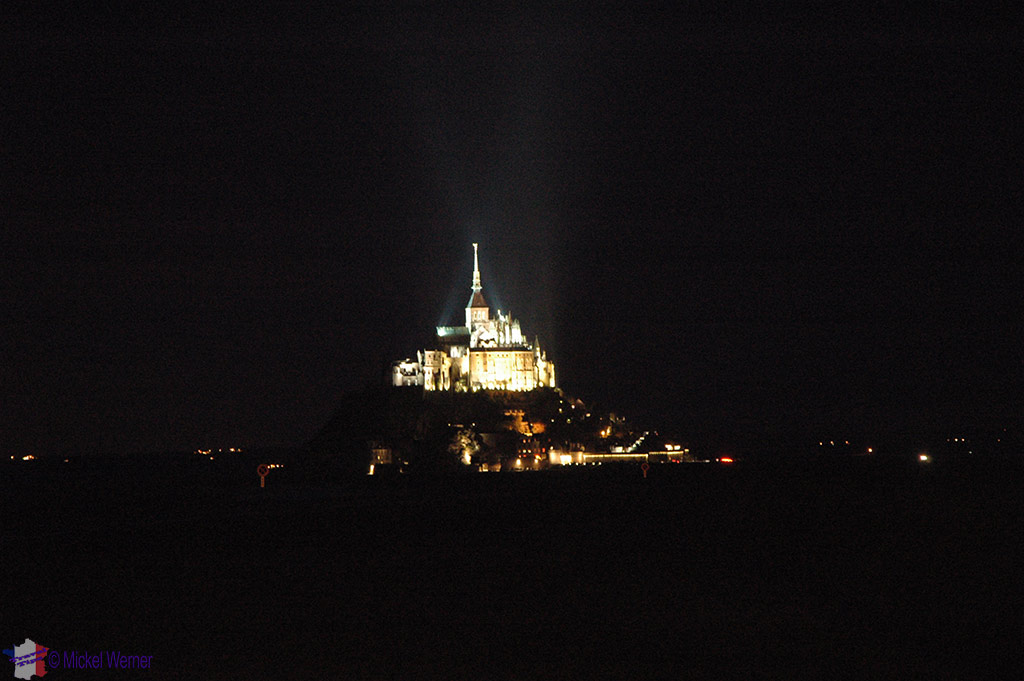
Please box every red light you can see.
[719,457,734,464]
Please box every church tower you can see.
[465,243,490,329]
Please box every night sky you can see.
[4,5,1021,456]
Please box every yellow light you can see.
[919,454,930,462]
[368,464,375,475]
[867,448,873,453]
[21,455,35,461]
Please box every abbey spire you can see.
[466,243,489,327]
[472,242,481,292]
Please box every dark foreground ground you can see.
[3,460,1021,680]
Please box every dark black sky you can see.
[3,5,1021,455]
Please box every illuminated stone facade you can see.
[392,244,555,392]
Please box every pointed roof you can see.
[468,289,488,308]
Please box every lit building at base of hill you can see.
[392,243,555,392]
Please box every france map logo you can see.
[3,640,47,679]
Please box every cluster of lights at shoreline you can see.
[946,437,974,452]
[818,440,875,455]
[195,447,243,461]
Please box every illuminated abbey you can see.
[392,244,555,392]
